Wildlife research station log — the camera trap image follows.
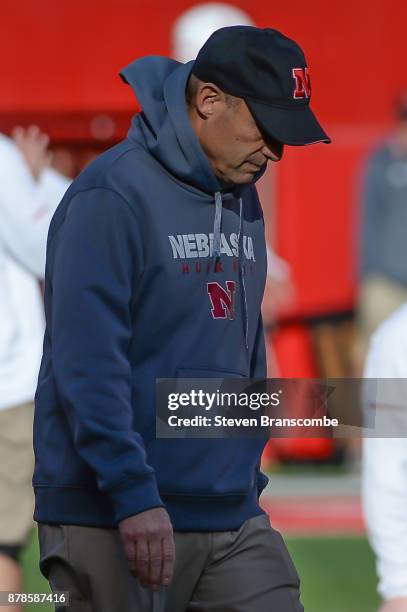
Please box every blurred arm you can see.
[0,135,70,278]
[262,245,295,326]
[38,166,71,203]
[359,151,386,278]
[362,328,407,602]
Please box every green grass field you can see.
[287,536,380,612]
[21,530,380,611]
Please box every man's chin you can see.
[235,169,261,183]
[221,171,257,186]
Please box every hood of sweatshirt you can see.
[120,56,265,197]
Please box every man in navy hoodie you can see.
[34,26,329,611]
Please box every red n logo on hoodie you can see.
[207,281,236,320]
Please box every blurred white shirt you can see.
[362,302,407,601]
[0,134,70,411]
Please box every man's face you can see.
[197,93,284,186]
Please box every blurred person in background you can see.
[0,126,69,611]
[356,92,407,365]
[362,303,407,612]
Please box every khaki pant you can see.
[38,515,303,611]
[0,402,35,546]
[356,275,407,358]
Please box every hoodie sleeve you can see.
[49,187,164,523]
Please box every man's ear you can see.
[195,83,224,118]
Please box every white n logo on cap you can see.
[292,67,311,99]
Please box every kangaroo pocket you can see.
[150,437,264,498]
[151,367,265,498]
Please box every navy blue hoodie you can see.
[33,57,269,531]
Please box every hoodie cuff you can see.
[108,473,165,524]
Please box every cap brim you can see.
[246,99,331,146]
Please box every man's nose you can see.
[261,142,283,162]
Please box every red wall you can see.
[2,0,405,316]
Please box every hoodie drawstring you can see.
[213,193,249,350]
[213,192,223,258]
[237,197,249,349]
